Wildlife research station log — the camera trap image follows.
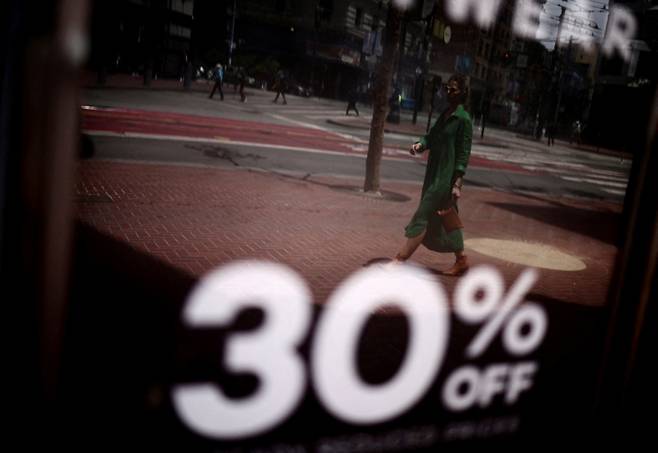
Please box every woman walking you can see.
[392,74,473,276]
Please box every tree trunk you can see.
[363,5,403,193]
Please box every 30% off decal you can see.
[172,261,548,440]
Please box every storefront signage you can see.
[395,0,637,62]
[172,261,547,442]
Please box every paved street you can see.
[75,76,627,308]
[82,77,632,203]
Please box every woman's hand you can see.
[410,143,423,156]
[452,177,463,200]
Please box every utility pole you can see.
[412,66,422,124]
[551,5,568,128]
[311,2,320,93]
[385,13,406,125]
[553,36,573,127]
[413,7,435,125]
[228,0,237,67]
[480,20,500,139]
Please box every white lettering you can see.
[173,261,548,438]
[506,362,537,404]
[513,0,542,40]
[312,264,450,424]
[479,364,508,407]
[442,363,538,411]
[172,262,312,439]
[442,366,480,411]
[393,0,418,11]
[443,0,637,62]
[445,0,503,29]
[502,302,547,356]
[602,5,637,61]
[393,0,414,11]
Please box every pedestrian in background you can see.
[386,82,401,123]
[272,69,288,104]
[238,67,247,103]
[208,63,224,101]
[391,74,473,276]
[345,85,360,116]
[570,120,582,145]
[546,121,556,146]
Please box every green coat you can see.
[405,104,472,253]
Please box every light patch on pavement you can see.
[267,113,367,144]
[465,238,587,271]
[602,188,627,196]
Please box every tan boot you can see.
[441,255,469,277]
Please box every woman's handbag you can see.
[437,204,463,233]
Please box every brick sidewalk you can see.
[75,160,620,308]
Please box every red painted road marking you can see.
[81,106,536,174]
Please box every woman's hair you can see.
[449,73,470,111]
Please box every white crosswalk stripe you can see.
[472,144,630,195]
[602,188,627,196]
[560,176,627,188]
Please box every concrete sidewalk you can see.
[75,160,621,308]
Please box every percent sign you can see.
[454,266,548,358]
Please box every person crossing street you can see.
[272,69,288,105]
[345,85,359,116]
[208,63,225,101]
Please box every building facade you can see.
[89,0,195,81]
[230,0,430,101]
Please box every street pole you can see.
[228,0,236,67]
[184,9,195,91]
[480,19,499,139]
[551,6,568,128]
[311,3,319,93]
[552,36,572,127]
[183,51,192,89]
[385,15,406,124]
[413,9,434,125]
[426,75,440,132]
[412,67,422,124]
